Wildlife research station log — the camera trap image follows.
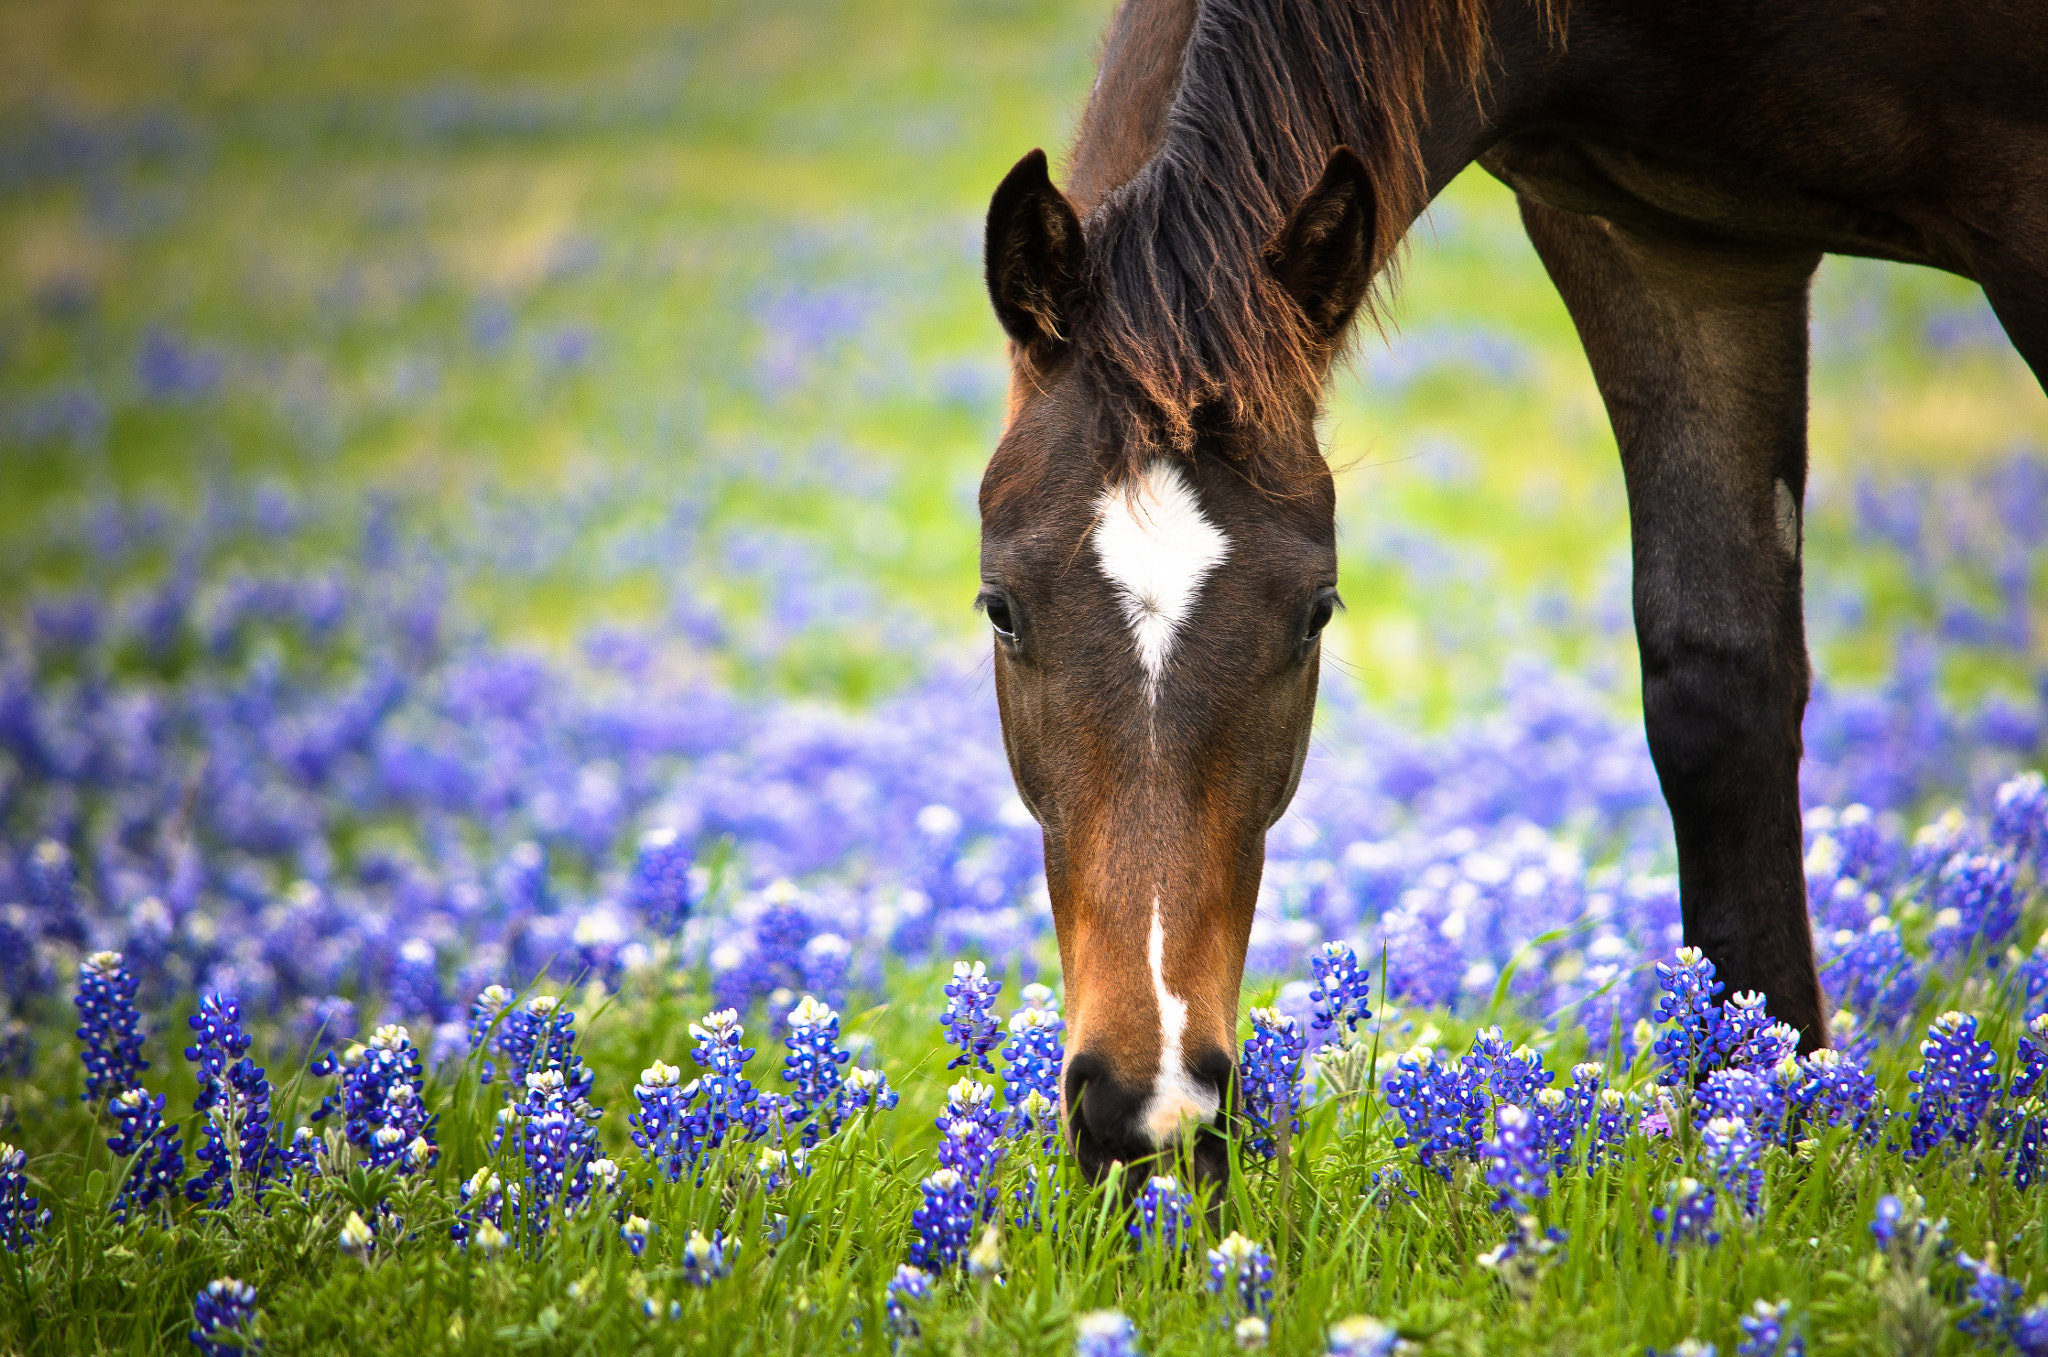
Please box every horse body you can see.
[979,0,2048,1185]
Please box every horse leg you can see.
[1517,198,1829,1048]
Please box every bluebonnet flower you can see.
[755,1146,810,1192]
[1384,1045,1488,1180]
[1652,1177,1720,1249]
[1001,987,1065,1147]
[1929,854,2020,964]
[1469,1027,1553,1107]
[1958,1250,2025,1344]
[1075,1310,1142,1357]
[190,1278,259,1356]
[680,1228,734,1286]
[384,938,443,1025]
[1788,1048,1878,1139]
[2009,1300,2048,1357]
[937,1076,1005,1138]
[909,1167,976,1273]
[837,1064,901,1122]
[1998,1098,2048,1188]
[310,1024,436,1173]
[1591,1087,1633,1166]
[1907,1011,2000,1157]
[1818,920,1921,1032]
[2013,1013,2048,1100]
[621,1215,650,1256]
[465,984,515,1081]
[1909,808,1976,880]
[450,1167,518,1249]
[885,1264,933,1339]
[1307,940,1373,1041]
[629,826,693,934]
[1700,1068,1787,1142]
[75,951,148,1108]
[1870,1194,1906,1250]
[1652,948,1726,1086]
[1992,771,2048,869]
[782,994,852,1144]
[339,1209,375,1259]
[514,1069,609,1236]
[1,1143,49,1253]
[185,994,284,1208]
[942,960,1004,1073]
[629,1059,694,1182]
[496,995,594,1109]
[1130,1175,1193,1252]
[1701,1117,1764,1216]
[1485,1104,1549,1213]
[1735,1299,1803,1357]
[1710,993,1798,1073]
[683,1008,767,1154]
[107,1086,185,1220]
[1324,1315,1399,1357]
[1238,1007,1306,1158]
[1206,1232,1274,1318]
[1235,1317,1270,1350]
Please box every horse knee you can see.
[1639,629,1806,807]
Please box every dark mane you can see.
[1068,0,1508,465]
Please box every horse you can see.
[974,0,2048,1186]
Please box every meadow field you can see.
[3,0,2048,1352]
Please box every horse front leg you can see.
[1518,198,1829,1048]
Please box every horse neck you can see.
[1066,0,1560,247]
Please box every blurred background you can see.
[2,0,2045,1032]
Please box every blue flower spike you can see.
[942,960,1004,1073]
[190,1277,260,1357]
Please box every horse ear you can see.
[1268,146,1377,338]
[985,149,1085,365]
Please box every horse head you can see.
[976,146,1375,1188]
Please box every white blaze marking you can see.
[1139,896,1220,1145]
[1091,460,1231,702]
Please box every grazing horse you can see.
[976,0,2048,1184]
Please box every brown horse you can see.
[976,0,2048,1185]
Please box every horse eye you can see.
[983,596,1017,639]
[1305,591,1339,641]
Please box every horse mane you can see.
[1067,0,1520,473]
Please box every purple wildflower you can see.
[1735,1299,1803,1357]
[1485,1104,1549,1213]
[1907,1011,2000,1157]
[107,1086,185,1220]
[781,995,852,1144]
[1652,1177,1720,1249]
[885,1264,933,1339]
[1001,984,1064,1147]
[1238,1007,1306,1158]
[1206,1232,1275,1318]
[1384,1045,1488,1180]
[1076,1311,1143,1357]
[909,1168,976,1273]
[1701,1117,1764,1216]
[185,994,283,1208]
[1929,854,2020,964]
[75,951,148,1108]
[1991,771,2048,869]
[0,1143,49,1253]
[190,1278,259,1356]
[941,960,1003,1073]
[1130,1175,1194,1252]
[1652,948,1726,1086]
[680,1228,734,1286]
[629,826,693,934]
[1307,940,1374,1040]
[309,1023,436,1173]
